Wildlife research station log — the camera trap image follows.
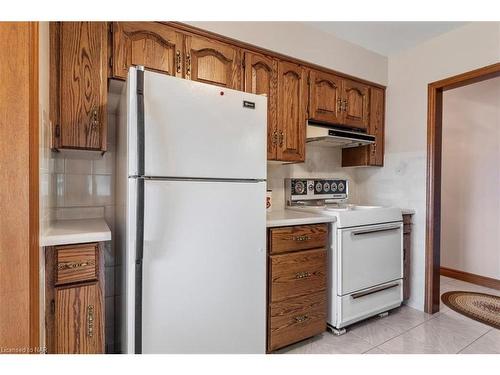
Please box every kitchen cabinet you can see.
[184,34,242,90]
[308,70,343,125]
[244,51,278,160]
[267,223,328,352]
[111,22,184,79]
[342,87,385,166]
[276,61,308,162]
[403,214,412,301]
[45,243,105,354]
[50,22,107,151]
[342,79,370,130]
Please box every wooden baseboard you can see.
[440,267,500,291]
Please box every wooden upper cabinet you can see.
[112,22,184,79]
[308,70,343,125]
[244,51,278,160]
[55,283,104,354]
[52,22,107,151]
[184,35,242,90]
[277,61,308,162]
[342,79,369,130]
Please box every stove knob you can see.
[294,181,305,195]
[338,182,345,192]
[315,182,322,193]
[331,182,337,192]
[308,182,314,191]
[323,182,330,192]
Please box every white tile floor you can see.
[277,276,499,354]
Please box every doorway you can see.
[425,62,500,314]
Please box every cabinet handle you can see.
[295,271,311,279]
[294,315,309,323]
[87,304,94,338]
[294,234,311,242]
[176,50,181,74]
[278,130,283,147]
[185,53,191,77]
[57,260,95,271]
[272,130,278,146]
[89,108,99,133]
[337,98,342,112]
[343,99,348,112]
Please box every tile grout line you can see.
[456,328,493,354]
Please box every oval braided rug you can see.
[441,291,500,329]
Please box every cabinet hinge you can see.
[109,56,113,68]
[55,124,60,138]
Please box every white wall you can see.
[186,22,388,85]
[356,22,500,310]
[441,77,500,280]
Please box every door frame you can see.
[425,62,500,313]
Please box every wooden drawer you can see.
[55,243,99,286]
[270,248,326,302]
[268,291,326,351]
[269,224,328,254]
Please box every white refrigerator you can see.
[115,67,267,354]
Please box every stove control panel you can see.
[286,178,348,203]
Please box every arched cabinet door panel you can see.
[112,22,184,79]
[309,70,343,125]
[184,35,242,90]
[244,51,278,160]
[342,79,369,130]
[276,61,307,162]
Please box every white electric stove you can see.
[285,178,404,334]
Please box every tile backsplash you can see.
[267,144,360,210]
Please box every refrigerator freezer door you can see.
[141,179,266,353]
[130,69,267,180]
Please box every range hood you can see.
[306,123,375,148]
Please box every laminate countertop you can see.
[40,218,111,247]
[266,209,336,228]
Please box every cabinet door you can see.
[308,70,343,125]
[342,79,369,130]
[55,283,104,354]
[184,35,242,90]
[276,61,307,162]
[58,22,107,150]
[112,22,184,79]
[368,87,385,165]
[244,51,278,160]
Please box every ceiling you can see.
[304,22,468,56]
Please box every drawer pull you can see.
[294,235,311,242]
[87,304,94,338]
[294,315,309,323]
[57,260,95,270]
[351,225,400,236]
[295,271,311,279]
[351,282,399,299]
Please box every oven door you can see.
[337,222,403,296]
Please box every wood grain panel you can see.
[268,291,326,352]
[55,243,98,285]
[59,22,107,150]
[276,60,307,162]
[244,51,278,160]
[112,22,184,79]
[440,267,500,291]
[270,249,326,302]
[308,69,343,125]
[269,224,328,254]
[342,79,369,130]
[0,22,38,352]
[185,34,242,90]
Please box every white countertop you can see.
[266,209,336,228]
[41,218,111,247]
[401,208,416,215]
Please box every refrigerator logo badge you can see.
[243,101,255,109]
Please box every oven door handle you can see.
[351,282,400,299]
[351,224,401,236]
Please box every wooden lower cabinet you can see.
[45,243,105,354]
[403,214,412,301]
[267,223,328,352]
